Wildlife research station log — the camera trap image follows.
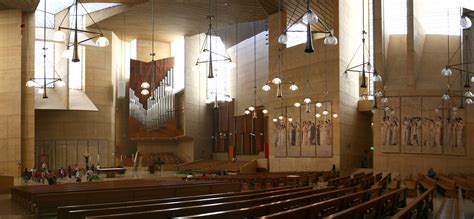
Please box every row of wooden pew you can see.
[54,172,387,219]
[11,179,241,215]
[186,171,339,190]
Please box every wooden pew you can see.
[176,187,383,219]
[404,177,418,197]
[323,188,407,218]
[12,180,241,215]
[435,187,464,219]
[418,174,436,191]
[57,185,306,219]
[437,175,456,197]
[61,186,317,219]
[83,187,344,219]
[391,186,434,219]
[375,173,382,182]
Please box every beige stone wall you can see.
[337,0,372,171]
[21,12,36,173]
[136,39,170,62]
[373,1,473,177]
[0,10,35,176]
[183,33,214,160]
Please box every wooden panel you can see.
[98,140,109,166]
[130,58,174,109]
[67,140,78,167]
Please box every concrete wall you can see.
[35,31,115,169]
[0,10,35,176]
[183,33,214,160]
[338,0,372,171]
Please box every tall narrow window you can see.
[384,0,408,34]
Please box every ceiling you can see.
[259,0,336,32]
[0,0,39,11]
[95,0,269,42]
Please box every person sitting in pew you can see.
[428,168,437,180]
[46,170,56,185]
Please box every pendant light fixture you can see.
[461,10,473,29]
[245,0,268,117]
[193,0,234,78]
[344,0,381,89]
[55,0,109,63]
[205,19,234,108]
[294,53,314,113]
[314,44,338,119]
[277,0,337,52]
[140,0,157,99]
[26,0,65,98]
[441,13,474,105]
[262,1,298,98]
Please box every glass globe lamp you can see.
[288,117,293,122]
[289,84,298,91]
[322,110,329,115]
[294,102,301,108]
[466,98,473,104]
[315,102,322,108]
[141,89,149,95]
[323,35,338,45]
[248,106,255,111]
[141,82,150,89]
[244,109,251,115]
[332,113,338,118]
[26,80,36,87]
[272,77,282,85]
[304,97,311,104]
[278,115,284,120]
[272,118,278,122]
[315,113,321,118]
[441,67,453,77]
[262,84,271,91]
[302,9,318,24]
[278,33,288,44]
[262,109,268,114]
[96,36,110,47]
[442,94,451,101]
[461,15,472,29]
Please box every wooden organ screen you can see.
[212,102,267,155]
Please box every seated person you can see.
[427,168,437,179]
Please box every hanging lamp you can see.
[26,0,66,98]
[193,0,234,78]
[54,0,109,63]
[344,0,381,90]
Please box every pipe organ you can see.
[129,57,181,138]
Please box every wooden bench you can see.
[418,174,436,191]
[176,186,383,219]
[11,180,241,215]
[404,177,418,197]
[84,186,342,219]
[451,175,474,201]
[95,167,126,178]
[60,186,316,219]
[256,187,392,219]
[323,188,407,218]
[389,178,401,191]
[391,186,434,219]
[435,187,464,219]
[57,185,302,218]
[437,176,456,197]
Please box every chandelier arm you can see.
[79,0,104,34]
[57,4,73,29]
[283,0,301,34]
[344,41,363,71]
[447,42,463,65]
[59,27,102,35]
[284,13,305,33]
